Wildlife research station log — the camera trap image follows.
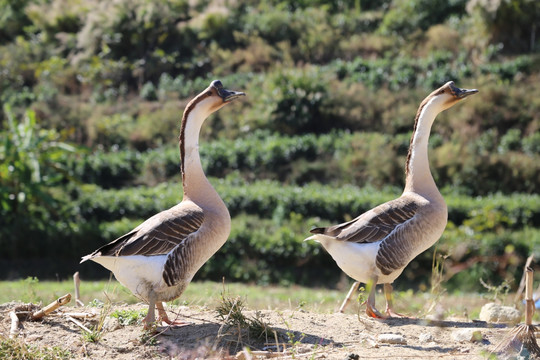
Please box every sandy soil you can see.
[3,300,536,360]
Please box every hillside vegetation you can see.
[1,0,539,291]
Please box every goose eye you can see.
[206,91,212,96]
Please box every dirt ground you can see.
[3,300,538,360]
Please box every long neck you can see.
[179,107,221,204]
[403,98,441,200]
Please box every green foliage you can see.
[0,106,76,252]
[0,337,71,360]
[1,0,539,294]
[110,309,147,326]
[0,0,33,42]
[378,0,467,36]
[467,0,540,53]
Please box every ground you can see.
[2,300,534,359]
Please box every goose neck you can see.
[404,97,440,199]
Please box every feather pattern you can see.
[90,203,204,258]
[313,198,419,245]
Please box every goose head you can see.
[188,80,246,117]
[425,81,478,112]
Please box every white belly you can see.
[91,255,167,301]
[315,235,402,284]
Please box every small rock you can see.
[479,303,521,325]
[451,329,483,343]
[26,334,43,342]
[418,333,434,343]
[344,354,359,360]
[377,333,406,344]
[103,317,122,331]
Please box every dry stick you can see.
[514,255,534,303]
[9,311,20,339]
[73,272,84,307]
[64,312,97,319]
[339,281,360,313]
[31,293,71,320]
[66,315,93,334]
[495,266,540,357]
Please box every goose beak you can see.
[220,88,246,102]
[449,82,478,99]
[211,80,246,102]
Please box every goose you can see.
[81,80,245,328]
[306,81,478,318]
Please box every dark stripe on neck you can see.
[179,92,206,180]
[405,98,429,177]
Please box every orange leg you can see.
[156,302,189,327]
[365,277,386,319]
[383,283,408,318]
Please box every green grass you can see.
[0,336,71,360]
[0,278,346,313]
[2,278,536,321]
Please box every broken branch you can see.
[9,311,20,339]
[66,315,93,334]
[32,293,71,320]
[73,272,84,307]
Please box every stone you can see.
[377,333,406,345]
[479,303,521,325]
[418,332,434,343]
[103,317,122,331]
[451,329,483,343]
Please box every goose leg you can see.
[383,283,407,318]
[156,302,189,327]
[365,277,385,318]
[143,298,157,329]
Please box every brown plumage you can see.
[81,80,245,328]
[307,81,478,318]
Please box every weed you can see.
[81,329,102,343]
[355,286,366,322]
[81,297,112,343]
[216,293,249,329]
[87,299,104,308]
[215,286,274,343]
[20,277,39,303]
[424,248,448,317]
[248,311,273,340]
[110,309,147,326]
[480,278,512,303]
[0,335,71,360]
[139,329,159,346]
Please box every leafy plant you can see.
[110,309,147,326]
[0,335,71,360]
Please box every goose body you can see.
[307,81,478,317]
[81,80,245,327]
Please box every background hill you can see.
[1,0,539,292]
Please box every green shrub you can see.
[378,0,467,36]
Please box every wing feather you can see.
[92,203,204,258]
[310,198,419,245]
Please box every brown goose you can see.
[306,81,478,318]
[81,80,245,328]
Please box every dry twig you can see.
[339,282,360,313]
[514,255,534,303]
[66,315,93,334]
[31,293,71,320]
[73,272,84,307]
[9,311,20,339]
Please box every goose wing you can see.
[90,203,205,258]
[310,198,419,244]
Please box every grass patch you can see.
[0,336,71,360]
[2,278,533,321]
[110,309,147,326]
